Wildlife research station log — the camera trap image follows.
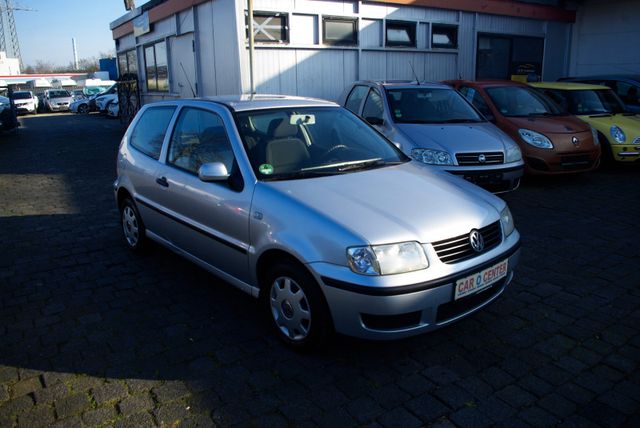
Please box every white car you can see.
[107,99,119,118]
[96,94,118,113]
[11,91,39,115]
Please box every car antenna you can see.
[408,61,420,84]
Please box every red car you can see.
[445,80,601,175]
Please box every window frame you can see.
[431,23,458,49]
[144,40,169,92]
[247,11,290,44]
[322,16,358,46]
[385,20,417,48]
[118,49,138,78]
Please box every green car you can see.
[531,82,640,163]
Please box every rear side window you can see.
[345,85,368,113]
[130,106,176,160]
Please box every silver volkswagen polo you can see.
[114,95,521,349]
[339,81,524,193]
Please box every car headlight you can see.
[500,206,515,237]
[590,126,599,146]
[610,125,626,143]
[347,242,428,275]
[518,129,553,149]
[410,148,453,165]
[504,142,522,163]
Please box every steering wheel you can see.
[321,144,351,163]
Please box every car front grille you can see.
[432,221,502,264]
[456,152,504,166]
[560,154,593,170]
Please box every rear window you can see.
[130,106,176,160]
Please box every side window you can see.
[462,87,492,117]
[130,106,176,160]
[345,85,369,113]
[362,89,384,121]
[168,107,235,175]
[614,81,640,107]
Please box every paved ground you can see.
[0,113,639,428]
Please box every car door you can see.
[124,105,179,241]
[153,103,253,285]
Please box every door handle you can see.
[156,176,169,187]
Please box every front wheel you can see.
[78,104,89,114]
[263,262,332,350]
[120,198,147,252]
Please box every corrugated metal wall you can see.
[569,0,640,76]
[240,0,572,101]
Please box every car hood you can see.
[506,115,590,134]
[263,162,504,245]
[579,113,640,137]
[395,122,512,153]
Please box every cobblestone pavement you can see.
[1,113,639,428]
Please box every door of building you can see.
[476,34,544,82]
[171,34,197,98]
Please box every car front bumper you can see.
[444,162,524,193]
[611,144,640,162]
[309,232,521,340]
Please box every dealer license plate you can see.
[454,259,508,300]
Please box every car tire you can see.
[78,104,89,114]
[597,132,614,166]
[262,261,332,350]
[120,197,147,252]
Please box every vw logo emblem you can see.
[572,136,580,146]
[478,154,486,163]
[469,230,485,252]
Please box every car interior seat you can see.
[265,119,309,173]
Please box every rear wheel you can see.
[120,197,147,252]
[262,261,332,350]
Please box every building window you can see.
[144,40,168,92]
[432,24,458,49]
[323,17,358,46]
[247,11,289,43]
[385,20,416,48]
[118,49,138,78]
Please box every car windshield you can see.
[385,88,484,124]
[48,90,70,98]
[12,92,31,100]
[544,89,626,115]
[235,107,409,181]
[485,86,567,117]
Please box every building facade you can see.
[111,0,620,106]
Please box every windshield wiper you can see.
[261,170,339,181]
[588,112,613,117]
[526,112,554,117]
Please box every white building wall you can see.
[569,0,640,76]
[239,0,571,100]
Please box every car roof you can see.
[561,75,640,83]
[448,79,529,88]
[354,80,452,90]
[199,94,338,112]
[529,82,610,91]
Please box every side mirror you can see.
[366,116,384,126]
[198,162,230,182]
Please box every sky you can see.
[14,0,151,68]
